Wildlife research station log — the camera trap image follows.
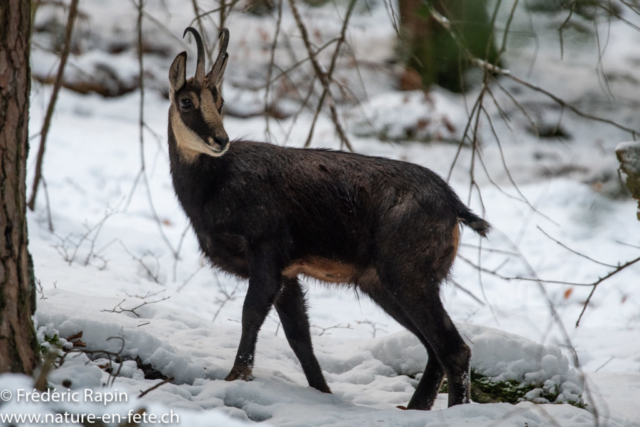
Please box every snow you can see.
[5,0,640,425]
[348,89,467,143]
[33,290,584,404]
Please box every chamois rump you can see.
[168,27,490,410]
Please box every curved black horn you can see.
[183,27,205,85]
[211,28,230,77]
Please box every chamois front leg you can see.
[226,243,283,382]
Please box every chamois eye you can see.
[180,98,193,110]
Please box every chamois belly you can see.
[198,228,359,284]
[282,257,358,284]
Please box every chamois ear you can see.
[169,51,187,92]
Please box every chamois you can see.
[168,27,490,410]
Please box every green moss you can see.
[616,142,640,220]
[436,369,585,409]
[470,370,538,404]
[39,333,61,356]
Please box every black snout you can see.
[207,135,229,153]
[216,136,229,147]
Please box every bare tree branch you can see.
[304,0,357,149]
[537,226,617,268]
[102,296,170,318]
[473,58,638,138]
[28,0,80,211]
[264,0,284,142]
[575,255,640,326]
[212,279,241,323]
[288,0,354,151]
[139,377,174,398]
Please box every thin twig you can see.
[558,1,576,60]
[102,297,170,318]
[125,289,166,300]
[283,75,318,145]
[212,280,241,323]
[493,79,539,137]
[288,0,354,151]
[304,0,357,149]
[59,337,126,387]
[187,0,242,28]
[480,103,558,225]
[473,58,638,138]
[142,10,191,49]
[52,206,118,266]
[460,243,519,256]
[460,247,640,327]
[28,0,80,211]
[190,0,214,64]
[126,0,180,270]
[356,320,387,338]
[450,279,486,306]
[41,177,54,232]
[119,240,162,284]
[172,225,191,282]
[138,377,174,398]
[575,255,640,326]
[311,323,352,336]
[177,265,205,292]
[537,226,617,268]
[615,240,640,250]
[446,92,483,182]
[257,38,339,89]
[264,0,284,142]
[458,255,592,287]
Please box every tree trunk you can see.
[398,0,499,92]
[0,0,38,374]
[616,142,640,220]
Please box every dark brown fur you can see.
[168,27,490,410]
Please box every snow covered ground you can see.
[4,0,640,426]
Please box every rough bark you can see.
[398,0,499,92]
[616,142,640,220]
[0,0,38,374]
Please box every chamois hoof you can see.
[225,366,254,382]
[314,384,332,394]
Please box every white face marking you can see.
[170,105,229,163]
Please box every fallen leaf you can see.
[65,331,83,341]
[564,288,573,299]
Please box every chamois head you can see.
[169,27,230,160]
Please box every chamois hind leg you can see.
[386,276,470,408]
[406,341,446,411]
[359,275,444,410]
[376,208,469,407]
[274,277,331,393]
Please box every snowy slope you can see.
[0,288,619,426]
[17,87,640,426]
